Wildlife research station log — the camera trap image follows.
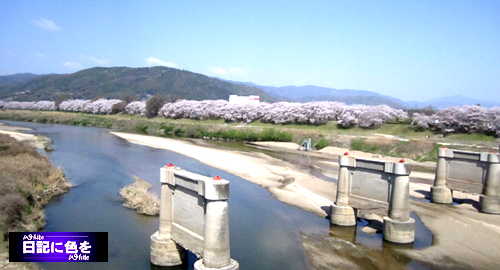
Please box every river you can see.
[2,120,432,270]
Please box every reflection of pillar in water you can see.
[431,148,453,204]
[150,164,184,266]
[329,224,357,242]
[330,154,356,226]
[480,153,500,214]
[383,162,415,244]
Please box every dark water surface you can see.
[2,120,432,270]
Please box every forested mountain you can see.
[0,67,271,101]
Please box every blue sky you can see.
[1,0,499,101]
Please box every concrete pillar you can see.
[480,154,500,214]
[194,178,239,270]
[150,164,184,266]
[158,177,173,237]
[330,154,356,226]
[383,162,415,244]
[431,148,453,204]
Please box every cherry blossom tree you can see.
[33,101,56,111]
[124,101,146,116]
[82,99,124,114]
[2,101,36,110]
[59,99,91,112]
[411,105,500,136]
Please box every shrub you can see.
[135,124,149,134]
[111,101,128,114]
[0,194,28,228]
[314,138,330,150]
[146,95,167,118]
[160,124,175,136]
[173,127,186,137]
[259,128,293,142]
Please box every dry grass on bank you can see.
[0,134,69,252]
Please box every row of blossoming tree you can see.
[0,99,499,135]
[411,106,500,136]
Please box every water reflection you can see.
[323,212,433,270]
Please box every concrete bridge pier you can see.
[383,162,415,244]
[194,180,239,270]
[480,154,500,214]
[431,148,453,204]
[150,164,184,266]
[330,154,357,226]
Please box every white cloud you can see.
[63,61,83,69]
[88,56,110,66]
[208,66,247,77]
[33,18,61,32]
[145,57,179,68]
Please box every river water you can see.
[3,120,432,270]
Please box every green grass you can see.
[350,138,383,153]
[248,121,434,138]
[446,133,497,142]
[314,138,330,150]
[350,138,442,161]
[414,143,442,162]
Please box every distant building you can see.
[228,95,260,104]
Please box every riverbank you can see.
[112,131,500,269]
[0,110,497,163]
[0,125,70,269]
[0,123,53,151]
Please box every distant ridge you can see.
[1,68,498,109]
[0,66,272,101]
[0,73,40,87]
[229,81,500,109]
[254,84,404,108]
[405,95,500,109]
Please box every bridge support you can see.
[194,184,239,270]
[431,148,453,204]
[383,162,415,244]
[330,154,356,226]
[480,154,500,214]
[150,164,184,266]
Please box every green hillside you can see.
[0,66,272,101]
